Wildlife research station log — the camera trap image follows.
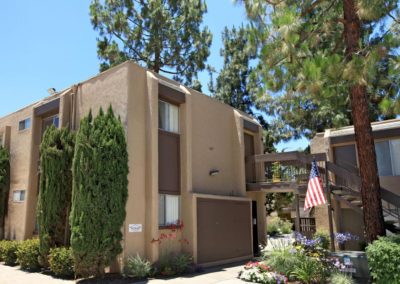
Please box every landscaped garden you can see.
[238,232,400,284]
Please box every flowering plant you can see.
[334,232,359,245]
[239,261,288,284]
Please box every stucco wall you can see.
[190,93,245,196]
[0,106,34,240]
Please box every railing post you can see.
[295,193,300,233]
[326,161,335,252]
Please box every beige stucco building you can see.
[0,61,267,267]
[310,119,400,248]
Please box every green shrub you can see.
[0,240,6,261]
[16,239,40,271]
[263,247,303,280]
[266,216,293,236]
[37,125,75,266]
[314,230,330,250]
[1,240,19,265]
[157,253,193,276]
[173,253,192,274]
[329,272,355,284]
[70,107,128,277]
[124,254,152,279]
[366,235,400,284]
[48,247,74,278]
[290,256,329,284]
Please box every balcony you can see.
[245,151,327,193]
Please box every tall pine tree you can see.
[0,145,10,240]
[70,106,128,277]
[210,25,276,152]
[37,125,75,265]
[90,0,212,89]
[242,0,400,241]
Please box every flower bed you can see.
[239,261,287,284]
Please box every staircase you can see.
[325,161,400,234]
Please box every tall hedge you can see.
[70,106,128,278]
[37,125,75,265]
[0,146,10,240]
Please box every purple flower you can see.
[335,232,359,244]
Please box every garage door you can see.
[197,198,252,264]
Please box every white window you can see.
[159,194,180,226]
[159,100,179,133]
[375,139,400,176]
[19,118,31,131]
[13,190,26,202]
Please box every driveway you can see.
[0,262,245,284]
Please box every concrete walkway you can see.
[0,263,245,284]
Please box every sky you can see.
[0,0,308,151]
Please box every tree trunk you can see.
[342,0,386,242]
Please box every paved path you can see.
[0,263,245,284]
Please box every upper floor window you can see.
[13,190,26,202]
[376,139,400,176]
[159,100,179,133]
[18,118,31,131]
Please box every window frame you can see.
[159,193,181,228]
[13,190,26,203]
[18,118,31,131]
[158,100,180,134]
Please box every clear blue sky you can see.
[0,0,308,151]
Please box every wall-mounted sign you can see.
[128,224,142,233]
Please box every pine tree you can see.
[70,106,128,278]
[210,25,276,152]
[37,125,75,265]
[90,0,212,88]
[242,0,400,241]
[242,0,400,140]
[0,146,10,240]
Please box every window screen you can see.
[159,194,180,226]
[159,100,179,133]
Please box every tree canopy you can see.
[242,0,400,140]
[90,0,212,89]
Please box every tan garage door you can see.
[197,198,252,264]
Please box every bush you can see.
[157,253,193,276]
[124,254,152,279]
[329,272,355,284]
[173,253,192,275]
[266,217,292,236]
[263,247,303,280]
[366,235,400,284]
[70,107,129,277]
[37,125,75,266]
[290,256,328,284]
[16,239,40,271]
[1,240,19,265]
[48,247,74,278]
[314,230,330,250]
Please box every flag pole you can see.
[325,160,335,252]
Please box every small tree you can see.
[37,125,75,265]
[70,106,128,278]
[0,145,10,240]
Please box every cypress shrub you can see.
[0,146,10,240]
[70,106,128,278]
[37,125,75,266]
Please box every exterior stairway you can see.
[245,151,400,234]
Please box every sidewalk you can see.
[0,262,245,284]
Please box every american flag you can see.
[304,160,326,210]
